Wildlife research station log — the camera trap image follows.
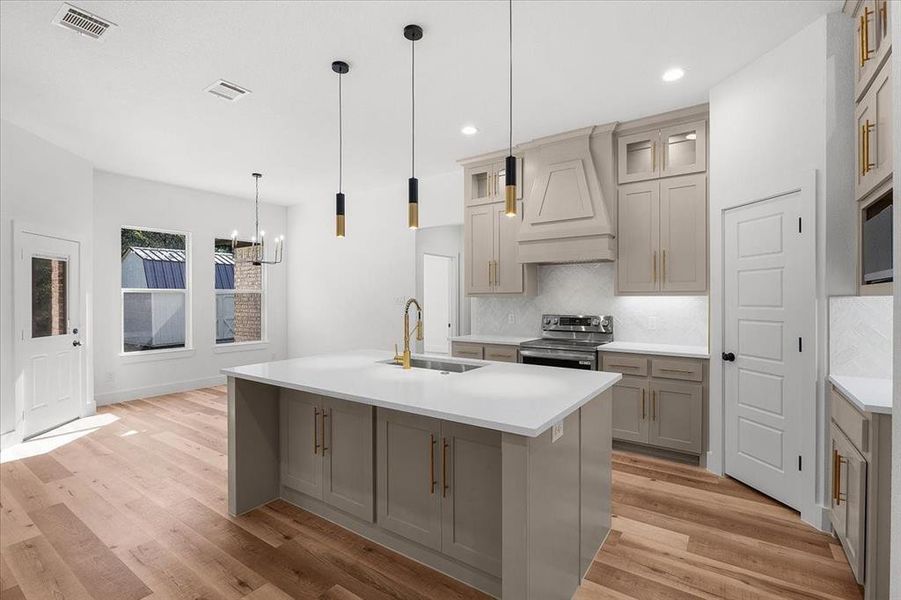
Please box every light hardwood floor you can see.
[0,386,862,600]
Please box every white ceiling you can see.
[0,1,841,205]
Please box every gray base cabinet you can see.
[377,409,503,576]
[604,352,706,455]
[281,390,374,522]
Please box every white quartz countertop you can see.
[829,375,893,415]
[597,341,710,359]
[450,334,536,345]
[222,350,620,437]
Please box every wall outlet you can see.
[648,316,657,330]
[552,421,564,443]
[507,313,515,324]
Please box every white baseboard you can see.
[801,503,831,533]
[0,428,23,451]
[94,375,227,406]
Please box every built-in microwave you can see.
[862,191,893,285]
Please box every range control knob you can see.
[552,318,559,324]
[591,318,600,326]
[544,318,551,325]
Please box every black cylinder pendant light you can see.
[405,24,423,230]
[504,0,517,217]
[332,60,349,237]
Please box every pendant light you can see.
[232,173,284,265]
[504,0,517,217]
[332,60,349,237]
[404,24,423,230]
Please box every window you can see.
[32,257,68,338]
[121,227,189,353]
[214,239,263,344]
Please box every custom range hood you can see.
[516,125,616,263]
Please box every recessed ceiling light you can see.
[662,67,685,82]
[461,125,479,136]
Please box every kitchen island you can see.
[223,350,620,600]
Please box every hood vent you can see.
[52,3,115,40]
[205,79,252,102]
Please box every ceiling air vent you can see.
[205,80,252,102]
[52,3,116,40]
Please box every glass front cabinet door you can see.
[617,130,660,184]
[659,120,706,178]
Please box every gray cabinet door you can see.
[616,180,659,293]
[322,397,374,522]
[465,204,494,294]
[659,121,706,178]
[440,421,502,576]
[280,390,323,499]
[831,425,867,584]
[493,201,524,294]
[377,409,442,550]
[617,130,660,183]
[649,380,702,454]
[611,376,649,444]
[659,174,707,293]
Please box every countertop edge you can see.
[222,368,622,437]
[828,375,893,415]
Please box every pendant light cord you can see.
[411,36,415,177]
[254,175,260,242]
[338,72,343,193]
[509,0,513,155]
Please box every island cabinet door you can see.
[648,380,702,454]
[280,390,323,499]
[611,376,649,444]
[439,421,502,577]
[321,397,375,522]
[377,409,442,550]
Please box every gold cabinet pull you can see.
[651,391,656,421]
[651,140,657,172]
[652,251,657,284]
[313,408,320,455]
[442,437,449,498]
[834,451,847,506]
[662,249,667,283]
[321,409,328,455]
[860,8,874,67]
[429,434,436,494]
[641,388,646,420]
[832,449,839,503]
[864,120,875,173]
[860,124,866,175]
[660,367,694,374]
[879,1,887,36]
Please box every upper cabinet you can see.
[464,158,522,207]
[855,63,893,201]
[617,120,706,184]
[854,0,892,102]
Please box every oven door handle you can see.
[518,349,597,362]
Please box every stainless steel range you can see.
[518,314,613,370]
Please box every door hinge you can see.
[798,455,802,471]
[798,337,803,352]
[798,217,802,233]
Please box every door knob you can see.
[72,340,82,347]
[722,352,735,362]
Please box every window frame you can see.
[119,225,193,358]
[212,236,268,350]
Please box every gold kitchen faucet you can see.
[394,298,423,369]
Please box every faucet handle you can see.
[394,343,402,364]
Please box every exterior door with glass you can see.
[14,230,83,438]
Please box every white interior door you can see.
[723,190,814,511]
[423,254,454,355]
[14,231,83,438]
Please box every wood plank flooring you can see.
[0,386,862,600]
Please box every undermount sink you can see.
[380,358,484,373]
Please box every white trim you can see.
[1,429,23,452]
[94,375,226,406]
[213,341,269,354]
[118,347,196,363]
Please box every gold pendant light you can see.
[504,0,517,217]
[332,60,349,237]
[404,24,423,229]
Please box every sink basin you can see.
[380,358,484,373]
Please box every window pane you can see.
[122,228,186,290]
[215,238,262,344]
[123,291,185,352]
[32,257,67,338]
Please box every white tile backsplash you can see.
[472,263,708,346]
[829,295,893,378]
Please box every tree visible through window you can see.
[215,239,263,344]
[121,228,189,353]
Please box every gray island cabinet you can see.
[224,350,620,599]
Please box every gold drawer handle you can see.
[429,434,436,494]
[313,408,320,455]
[442,437,449,498]
[321,409,328,455]
[608,363,639,369]
[660,368,694,374]
[641,388,646,420]
[651,391,656,421]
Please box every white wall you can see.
[0,120,94,441]
[708,13,854,527]
[92,171,287,404]
[472,263,708,346]
[286,180,417,357]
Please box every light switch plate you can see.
[552,421,564,442]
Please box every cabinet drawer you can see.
[651,357,703,382]
[483,344,517,363]
[602,354,648,376]
[831,386,869,454]
[452,342,484,360]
